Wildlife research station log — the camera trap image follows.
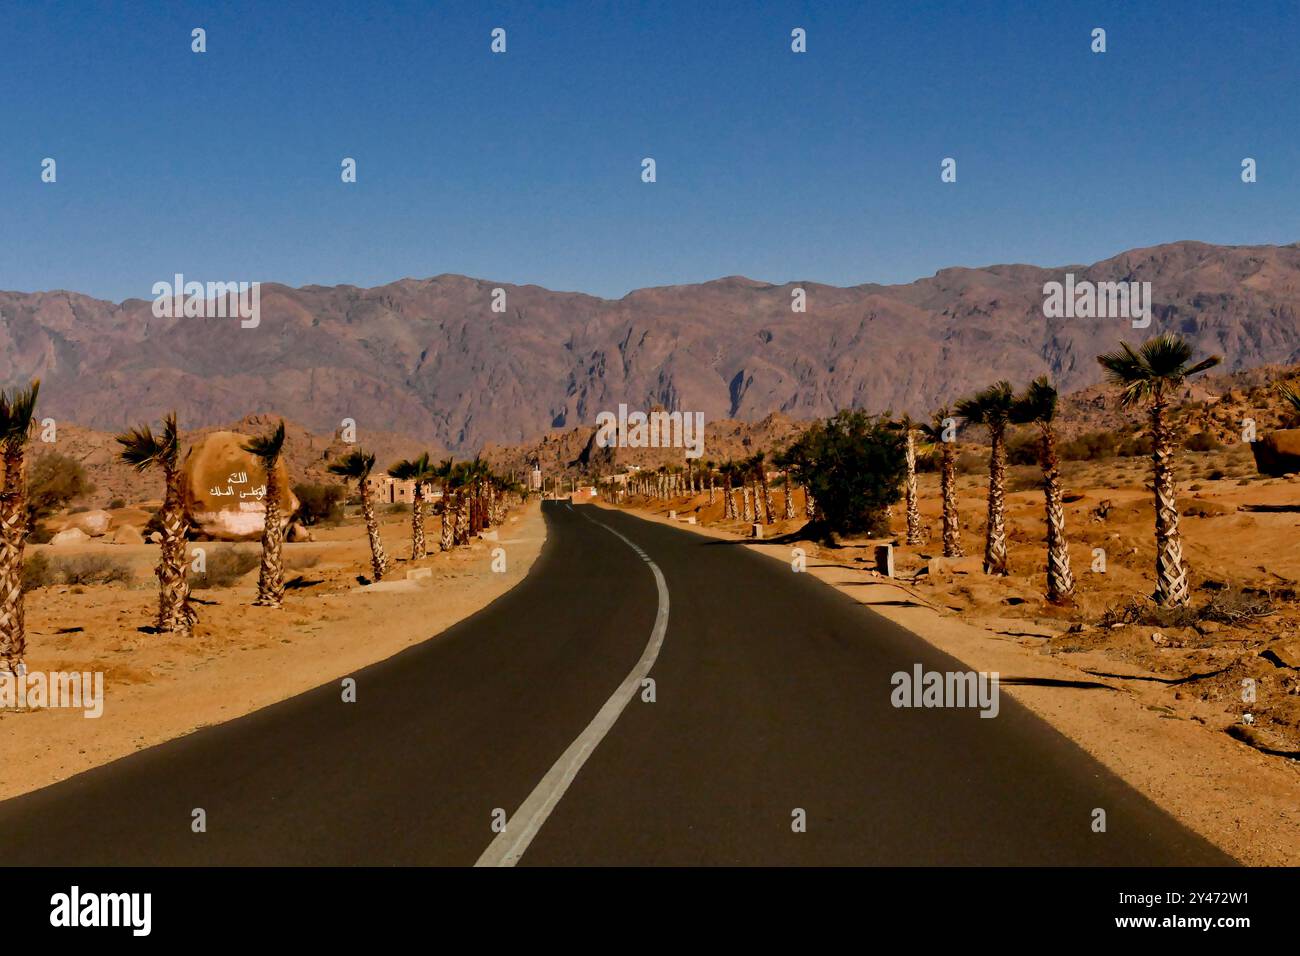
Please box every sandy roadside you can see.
[0,501,546,802]
[596,499,1300,866]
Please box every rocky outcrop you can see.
[1251,429,1300,477]
[182,431,299,541]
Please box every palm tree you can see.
[1012,379,1075,603]
[955,381,1015,575]
[918,408,964,558]
[388,452,433,559]
[328,449,388,581]
[1098,334,1221,607]
[703,459,716,505]
[752,452,774,523]
[889,415,925,545]
[117,412,197,635]
[0,380,39,674]
[430,457,456,551]
[242,421,288,608]
[720,460,739,519]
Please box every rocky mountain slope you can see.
[3,240,1298,453]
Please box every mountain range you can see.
[3,240,1297,453]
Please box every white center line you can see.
[474,509,669,867]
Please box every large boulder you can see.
[1252,429,1300,477]
[111,525,145,545]
[67,509,112,537]
[182,431,299,541]
[49,527,91,547]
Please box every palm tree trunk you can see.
[410,484,426,559]
[1151,402,1190,606]
[760,474,774,524]
[455,493,469,545]
[1040,425,1074,602]
[940,442,964,558]
[742,486,753,522]
[255,462,286,607]
[156,462,196,634]
[440,482,453,551]
[904,429,922,545]
[0,441,28,673]
[783,469,795,520]
[984,424,1009,575]
[360,480,388,579]
[708,475,715,505]
[805,485,816,520]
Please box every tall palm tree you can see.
[955,381,1015,575]
[117,412,197,635]
[918,408,964,558]
[889,415,925,545]
[388,452,433,559]
[242,421,288,608]
[1012,378,1075,603]
[327,449,388,581]
[703,459,716,505]
[720,460,739,519]
[752,452,774,523]
[1098,334,1221,607]
[430,457,456,551]
[0,380,39,674]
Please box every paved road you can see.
[0,501,1233,865]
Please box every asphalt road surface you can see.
[0,501,1234,865]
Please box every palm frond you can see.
[327,448,376,480]
[0,379,41,442]
[1011,376,1058,425]
[242,420,286,462]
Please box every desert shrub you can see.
[783,411,904,537]
[52,554,132,586]
[956,451,985,475]
[1208,469,1226,481]
[1060,430,1118,461]
[1117,434,1153,457]
[1007,466,1045,493]
[1186,431,1223,453]
[108,498,126,510]
[1005,431,1040,466]
[21,552,54,591]
[294,482,345,526]
[25,451,96,531]
[386,502,411,514]
[190,548,260,589]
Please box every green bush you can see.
[784,411,905,537]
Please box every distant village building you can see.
[365,476,439,505]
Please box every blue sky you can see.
[2,0,1296,302]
